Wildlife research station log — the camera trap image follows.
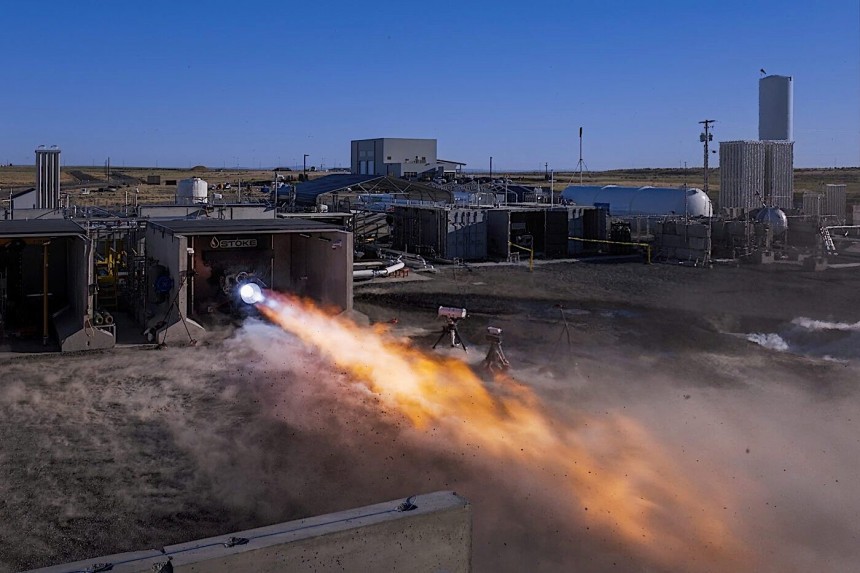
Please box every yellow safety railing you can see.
[508,241,534,272]
[568,237,652,264]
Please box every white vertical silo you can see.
[177,177,209,205]
[759,75,793,141]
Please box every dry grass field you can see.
[1,164,857,209]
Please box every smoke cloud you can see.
[0,308,858,573]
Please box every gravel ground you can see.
[1,260,858,572]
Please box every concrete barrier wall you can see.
[655,221,712,262]
[29,491,471,573]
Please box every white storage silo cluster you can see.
[719,74,795,215]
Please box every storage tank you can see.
[177,178,208,204]
[560,185,713,217]
[755,207,788,237]
[759,75,793,141]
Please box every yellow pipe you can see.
[568,237,652,264]
[508,241,534,272]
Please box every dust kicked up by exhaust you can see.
[253,289,753,571]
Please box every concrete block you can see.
[688,237,708,251]
[685,224,710,238]
[753,251,775,264]
[659,234,683,248]
[28,491,471,573]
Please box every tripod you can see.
[482,328,510,372]
[433,317,467,353]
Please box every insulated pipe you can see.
[353,260,405,279]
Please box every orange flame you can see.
[257,292,750,569]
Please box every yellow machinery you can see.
[94,234,128,311]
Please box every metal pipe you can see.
[353,260,405,279]
[508,241,534,272]
[567,236,652,264]
[42,240,50,345]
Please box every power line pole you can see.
[699,119,716,197]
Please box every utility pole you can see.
[489,156,493,180]
[699,119,716,197]
[303,154,309,180]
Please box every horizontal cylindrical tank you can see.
[560,185,713,217]
[177,178,208,204]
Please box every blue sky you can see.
[1,0,858,170]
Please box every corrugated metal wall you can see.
[720,140,793,212]
[824,184,847,222]
[764,141,793,209]
[802,193,822,217]
[719,141,765,211]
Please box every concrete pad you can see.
[27,491,471,573]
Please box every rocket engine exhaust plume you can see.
[239,282,264,305]
[254,290,752,570]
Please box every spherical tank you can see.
[560,185,713,217]
[755,207,788,237]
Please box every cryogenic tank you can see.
[755,207,788,237]
[177,177,208,204]
[560,185,713,218]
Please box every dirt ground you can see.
[1,261,859,572]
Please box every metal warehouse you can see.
[391,205,607,261]
[141,219,353,344]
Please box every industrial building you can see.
[560,185,713,218]
[391,204,607,261]
[350,138,464,179]
[0,220,115,352]
[759,75,793,141]
[289,173,452,210]
[141,218,352,344]
[719,140,793,212]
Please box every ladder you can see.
[821,227,837,255]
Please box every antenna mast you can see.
[575,126,588,185]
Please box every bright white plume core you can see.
[239,283,263,304]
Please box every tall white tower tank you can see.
[759,75,793,141]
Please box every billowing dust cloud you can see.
[1,295,858,573]
[255,291,750,570]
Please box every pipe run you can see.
[508,241,534,272]
[353,260,406,280]
[568,237,652,264]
